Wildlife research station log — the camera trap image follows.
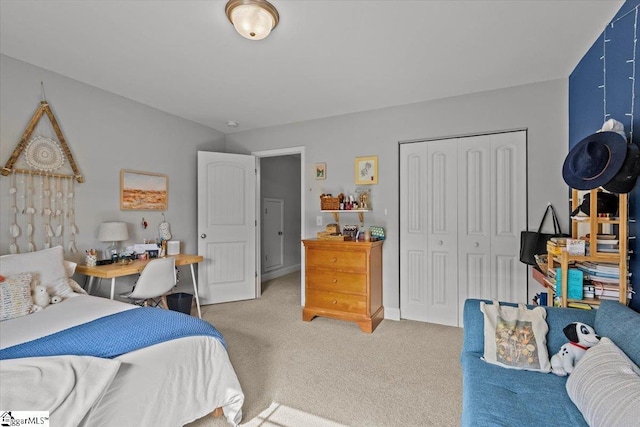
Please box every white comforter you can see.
[0,295,244,426]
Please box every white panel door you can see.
[425,139,459,325]
[198,151,257,304]
[457,135,492,323]
[488,132,528,304]
[400,142,429,320]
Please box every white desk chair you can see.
[121,257,176,308]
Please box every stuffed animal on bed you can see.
[32,285,62,311]
[550,322,600,376]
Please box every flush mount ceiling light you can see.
[225,0,279,40]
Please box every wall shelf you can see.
[321,209,370,225]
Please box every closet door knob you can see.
[475,242,479,247]
[200,234,206,239]
[438,240,443,245]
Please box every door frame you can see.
[252,146,306,303]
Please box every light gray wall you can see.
[260,155,302,274]
[225,79,570,318]
[0,55,225,272]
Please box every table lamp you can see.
[98,221,129,260]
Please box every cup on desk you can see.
[85,254,97,267]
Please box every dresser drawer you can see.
[305,289,367,314]
[306,270,366,294]
[306,248,366,272]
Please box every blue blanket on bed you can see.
[0,307,226,360]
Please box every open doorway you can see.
[253,147,305,304]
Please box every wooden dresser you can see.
[302,239,383,333]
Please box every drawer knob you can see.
[332,258,337,262]
[332,300,337,304]
[332,278,338,283]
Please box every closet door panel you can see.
[426,140,458,326]
[458,135,491,325]
[400,143,429,321]
[490,132,528,304]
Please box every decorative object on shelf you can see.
[355,155,378,185]
[141,217,148,229]
[225,0,279,40]
[519,204,568,265]
[562,127,626,191]
[120,170,168,211]
[356,188,371,209]
[314,163,326,180]
[98,221,129,260]
[319,194,339,210]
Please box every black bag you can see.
[519,204,568,265]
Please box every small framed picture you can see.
[355,156,378,185]
[315,163,326,180]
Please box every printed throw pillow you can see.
[566,337,640,427]
[480,300,551,372]
[0,272,35,321]
[0,246,74,299]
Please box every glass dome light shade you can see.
[226,0,279,40]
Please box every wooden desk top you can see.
[75,254,203,279]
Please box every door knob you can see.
[438,240,443,245]
[200,234,206,238]
[475,242,479,247]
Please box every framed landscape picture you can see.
[355,155,378,185]
[120,170,168,210]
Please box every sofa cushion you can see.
[0,246,74,299]
[566,337,640,427]
[0,273,35,321]
[480,300,550,372]
[594,300,640,367]
[461,351,588,426]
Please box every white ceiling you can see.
[0,0,624,134]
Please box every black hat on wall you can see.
[603,142,640,194]
[562,131,627,190]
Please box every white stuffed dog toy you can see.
[550,322,600,376]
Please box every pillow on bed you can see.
[0,272,35,321]
[0,246,74,299]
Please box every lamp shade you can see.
[98,222,129,242]
[226,0,279,40]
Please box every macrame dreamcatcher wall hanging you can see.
[1,84,83,254]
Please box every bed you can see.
[0,247,244,427]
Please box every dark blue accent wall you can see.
[569,0,640,312]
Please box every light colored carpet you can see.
[187,272,463,427]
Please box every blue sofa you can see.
[461,299,640,426]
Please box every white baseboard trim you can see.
[384,307,401,321]
[261,264,301,282]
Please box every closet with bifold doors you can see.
[400,130,528,327]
